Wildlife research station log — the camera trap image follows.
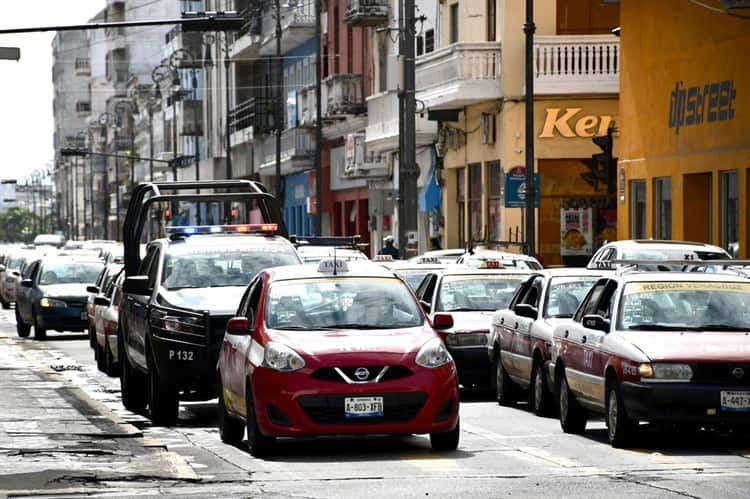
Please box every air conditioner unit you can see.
[343,133,389,179]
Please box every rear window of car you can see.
[436,274,526,312]
[39,261,104,285]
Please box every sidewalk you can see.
[0,326,199,496]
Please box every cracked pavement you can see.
[1,310,750,498]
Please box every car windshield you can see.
[8,257,24,270]
[397,270,429,291]
[39,261,104,285]
[265,277,423,330]
[545,277,599,318]
[162,247,300,290]
[436,275,526,312]
[619,281,750,331]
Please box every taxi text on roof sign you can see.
[373,255,394,262]
[318,259,349,274]
[418,256,441,264]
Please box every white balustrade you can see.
[534,35,620,94]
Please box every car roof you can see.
[439,267,531,277]
[266,261,400,282]
[617,271,750,284]
[535,268,608,279]
[603,239,728,253]
[159,234,295,253]
[39,256,103,265]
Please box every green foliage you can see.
[0,207,42,243]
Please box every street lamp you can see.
[169,48,200,184]
[75,130,88,239]
[152,63,180,181]
[98,111,115,240]
[115,99,137,191]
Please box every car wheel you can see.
[88,321,96,348]
[104,341,118,377]
[96,339,106,372]
[15,308,30,338]
[530,361,553,417]
[495,353,518,406]
[147,348,179,426]
[558,374,587,434]
[120,333,147,413]
[33,313,46,341]
[1,298,10,310]
[245,384,274,457]
[430,419,460,452]
[217,377,245,445]
[607,382,637,448]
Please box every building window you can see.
[488,161,504,240]
[630,180,646,239]
[457,168,465,247]
[721,170,739,254]
[469,163,482,240]
[75,101,91,113]
[425,29,435,53]
[654,177,672,240]
[416,35,424,56]
[449,3,459,44]
[487,0,496,41]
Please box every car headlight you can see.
[40,297,67,308]
[263,342,306,372]
[415,337,452,368]
[445,331,489,347]
[163,315,203,334]
[639,363,693,381]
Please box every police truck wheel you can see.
[558,375,587,434]
[15,308,30,338]
[120,336,147,413]
[217,378,244,445]
[245,384,274,457]
[530,361,553,417]
[33,314,46,341]
[495,354,518,406]
[147,350,179,426]
[430,419,460,452]
[607,383,637,448]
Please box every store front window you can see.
[457,168,465,247]
[469,163,482,241]
[721,170,739,255]
[654,177,672,240]
[630,180,647,239]
[488,161,504,240]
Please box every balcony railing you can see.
[259,128,316,167]
[345,0,389,26]
[229,97,276,135]
[365,90,436,151]
[534,35,620,95]
[74,58,91,76]
[324,74,366,118]
[259,3,315,55]
[415,42,502,109]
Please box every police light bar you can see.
[317,259,349,274]
[373,254,394,262]
[166,223,279,237]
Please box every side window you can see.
[575,282,607,322]
[421,275,439,304]
[146,250,161,289]
[29,262,41,281]
[416,273,437,302]
[509,275,536,309]
[594,281,618,320]
[138,246,157,276]
[244,278,264,327]
[522,277,544,308]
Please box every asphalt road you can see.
[2,309,750,498]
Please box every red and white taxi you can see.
[551,271,750,447]
[217,260,460,456]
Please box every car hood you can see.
[161,286,246,315]
[40,283,89,298]
[621,331,750,362]
[269,326,436,362]
[444,311,494,333]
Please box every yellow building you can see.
[416,0,620,266]
[617,0,749,257]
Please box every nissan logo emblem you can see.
[354,367,370,380]
[732,367,745,379]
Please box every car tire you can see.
[33,313,46,341]
[530,360,553,417]
[607,382,637,448]
[147,348,179,426]
[245,384,274,457]
[430,419,460,452]
[15,308,30,338]
[1,298,10,310]
[120,333,147,413]
[96,339,106,372]
[88,321,96,349]
[495,353,518,406]
[558,374,587,434]
[217,377,244,445]
[104,341,118,377]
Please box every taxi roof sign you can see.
[373,254,394,262]
[417,256,441,264]
[480,259,504,269]
[317,259,349,275]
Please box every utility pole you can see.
[314,0,323,235]
[149,101,155,180]
[274,0,283,203]
[223,32,232,180]
[102,125,109,240]
[114,128,121,240]
[72,158,78,238]
[172,86,178,181]
[524,0,536,257]
[398,0,418,258]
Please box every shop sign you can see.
[560,208,593,256]
[539,108,615,138]
[505,169,540,208]
[668,80,736,135]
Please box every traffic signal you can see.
[581,126,617,194]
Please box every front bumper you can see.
[448,346,491,389]
[252,363,460,438]
[150,333,220,398]
[38,306,88,332]
[621,381,750,424]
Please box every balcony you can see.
[229,97,276,147]
[533,35,620,95]
[297,74,367,136]
[258,3,315,56]
[164,25,203,60]
[415,42,502,110]
[345,0,389,27]
[256,128,316,176]
[365,90,436,153]
[74,58,90,77]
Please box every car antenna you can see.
[333,246,338,276]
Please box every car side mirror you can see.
[87,285,99,294]
[582,314,610,333]
[94,296,110,307]
[513,303,538,320]
[20,278,33,288]
[432,312,454,331]
[0,264,5,272]
[123,276,151,296]
[226,316,251,336]
[420,300,431,314]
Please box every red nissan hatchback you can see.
[217,260,460,456]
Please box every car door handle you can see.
[500,318,504,325]
[581,335,587,344]
[563,330,569,338]
[514,322,519,329]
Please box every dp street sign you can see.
[0,47,20,61]
[505,171,540,208]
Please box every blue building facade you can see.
[284,170,314,236]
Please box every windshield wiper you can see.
[627,324,699,331]
[696,324,750,332]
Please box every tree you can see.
[0,207,41,243]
